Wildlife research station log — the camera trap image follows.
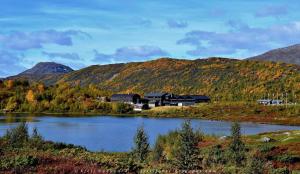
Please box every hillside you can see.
[6,58,300,101]
[58,57,300,101]
[249,44,300,65]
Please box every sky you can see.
[1,0,300,77]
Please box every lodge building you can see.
[110,92,210,109]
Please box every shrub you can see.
[29,127,44,149]
[4,122,29,148]
[151,140,164,162]
[258,144,275,153]
[244,157,264,174]
[0,155,38,170]
[207,144,226,166]
[276,154,300,163]
[112,102,133,113]
[270,167,290,174]
[115,156,142,174]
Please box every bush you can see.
[51,142,86,150]
[258,144,275,153]
[29,127,44,149]
[151,140,164,162]
[271,167,290,174]
[276,154,300,163]
[112,102,133,113]
[4,122,29,148]
[207,144,226,166]
[244,157,264,174]
[114,156,142,174]
[0,155,38,170]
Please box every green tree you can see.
[4,122,29,148]
[132,126,150,163]
[207,144,226,166]
[175,120,201,170]
[229,122,246,166]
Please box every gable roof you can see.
[111,94,140,100]
[189,95,210,100]
[144,92,169,97]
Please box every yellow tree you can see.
[26,90,36,103]
[37,84,45,93]
[6,80,14,89]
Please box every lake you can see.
[0,115,300,152]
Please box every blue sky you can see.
[1,0,300,77]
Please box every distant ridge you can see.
[248,44,300,65]
[19,62,73,75]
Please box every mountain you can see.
[55,57,300,100]
[20,62,73,75]
[248,44,300,65]
[8,62,73,85]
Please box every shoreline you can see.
[1,110,300,126]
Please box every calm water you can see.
[0,115,300,152]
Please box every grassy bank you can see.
[141,102,300,125]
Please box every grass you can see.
[141,102,300,125]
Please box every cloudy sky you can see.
[1,0,300,77]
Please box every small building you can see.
[189,95,210,103]
[257,99,272,105]
[144,92,173,108]
[271,100,283,105]
[257,99,283,105]
[111,94,141,104]
[133,104,149,112]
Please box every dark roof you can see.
[144,92,169,97]
[111,94,140,100]
[171,95,193,100]
[188,95,210,100]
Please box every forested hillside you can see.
[57,58,300,102]
[7,57,300,102]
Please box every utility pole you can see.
[285,92,288,108]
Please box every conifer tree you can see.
[132,126,149,163]
[229,122,246,166]
[176,120,201,170]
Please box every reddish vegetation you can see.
[266,143,300,170]
[2,156,109,174]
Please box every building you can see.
[257,99,284,105]
[111,94,141,104]
[170,95,210,106]
[145,92,210,107]
[271,100,284,105]
[133,103,149,112]
[144,92,173,108]
[257,99,272,105]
